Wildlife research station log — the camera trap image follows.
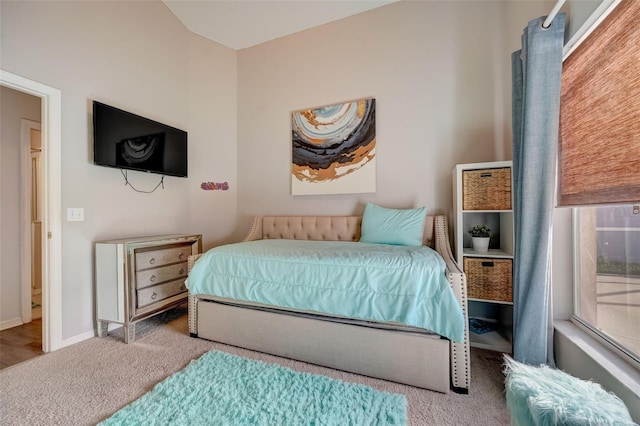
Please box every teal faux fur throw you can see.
[503,356,636,426]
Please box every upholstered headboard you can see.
[243,215,436,248]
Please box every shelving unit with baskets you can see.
[453,161,514,353]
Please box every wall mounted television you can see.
[93,101,188,178]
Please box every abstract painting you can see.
[291,98,376,195]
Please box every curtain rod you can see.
[543,0,567,28]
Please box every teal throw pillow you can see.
[360,203,427,246]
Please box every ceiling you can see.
[163,0,399,50]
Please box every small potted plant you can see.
[468,224,491,253]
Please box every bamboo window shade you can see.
[558,0,640,206]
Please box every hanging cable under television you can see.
[120,169,165,193]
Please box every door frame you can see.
[1,70,62,352]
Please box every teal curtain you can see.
[511,14,565,365]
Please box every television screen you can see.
[93,101,187,177]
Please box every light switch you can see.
[67,208,84,222]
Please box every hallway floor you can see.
[0,318,43,370]
[0,295,44,370]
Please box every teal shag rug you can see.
[100,350,407,425]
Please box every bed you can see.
[187,212,470,394]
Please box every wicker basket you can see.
[463,168,512,210]
[464,257,512,302]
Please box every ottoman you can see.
[503,356,635,425]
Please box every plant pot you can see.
[472,237,490,253]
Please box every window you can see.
[573,204,640,364]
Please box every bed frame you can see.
[187,215,470,394]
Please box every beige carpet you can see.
[0,307,510,425]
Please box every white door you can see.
[31,127,43,319]
[21,119,42,325]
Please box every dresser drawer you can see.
[135,245,192,270]
[137,278,187,308]
[136,262,188,290]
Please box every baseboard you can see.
[60,329,96,348]
[58,324,125,350]
[0,317,24,331]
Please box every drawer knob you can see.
[480,172,493,178]
[178,253,185,260]
[151,292,158,300]
[482,261,495,267]
[149,257,156,265]
[150,275,156,282]
[179,268,185,275]
[180,283,186,291]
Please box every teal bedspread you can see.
[188,239,465,342]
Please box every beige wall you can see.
[1,0,562,343]
[0,0,238,340]
[235,0,552,237]
[0,87,41,327]
[237,1,504,227]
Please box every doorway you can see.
[1,70,62,352]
